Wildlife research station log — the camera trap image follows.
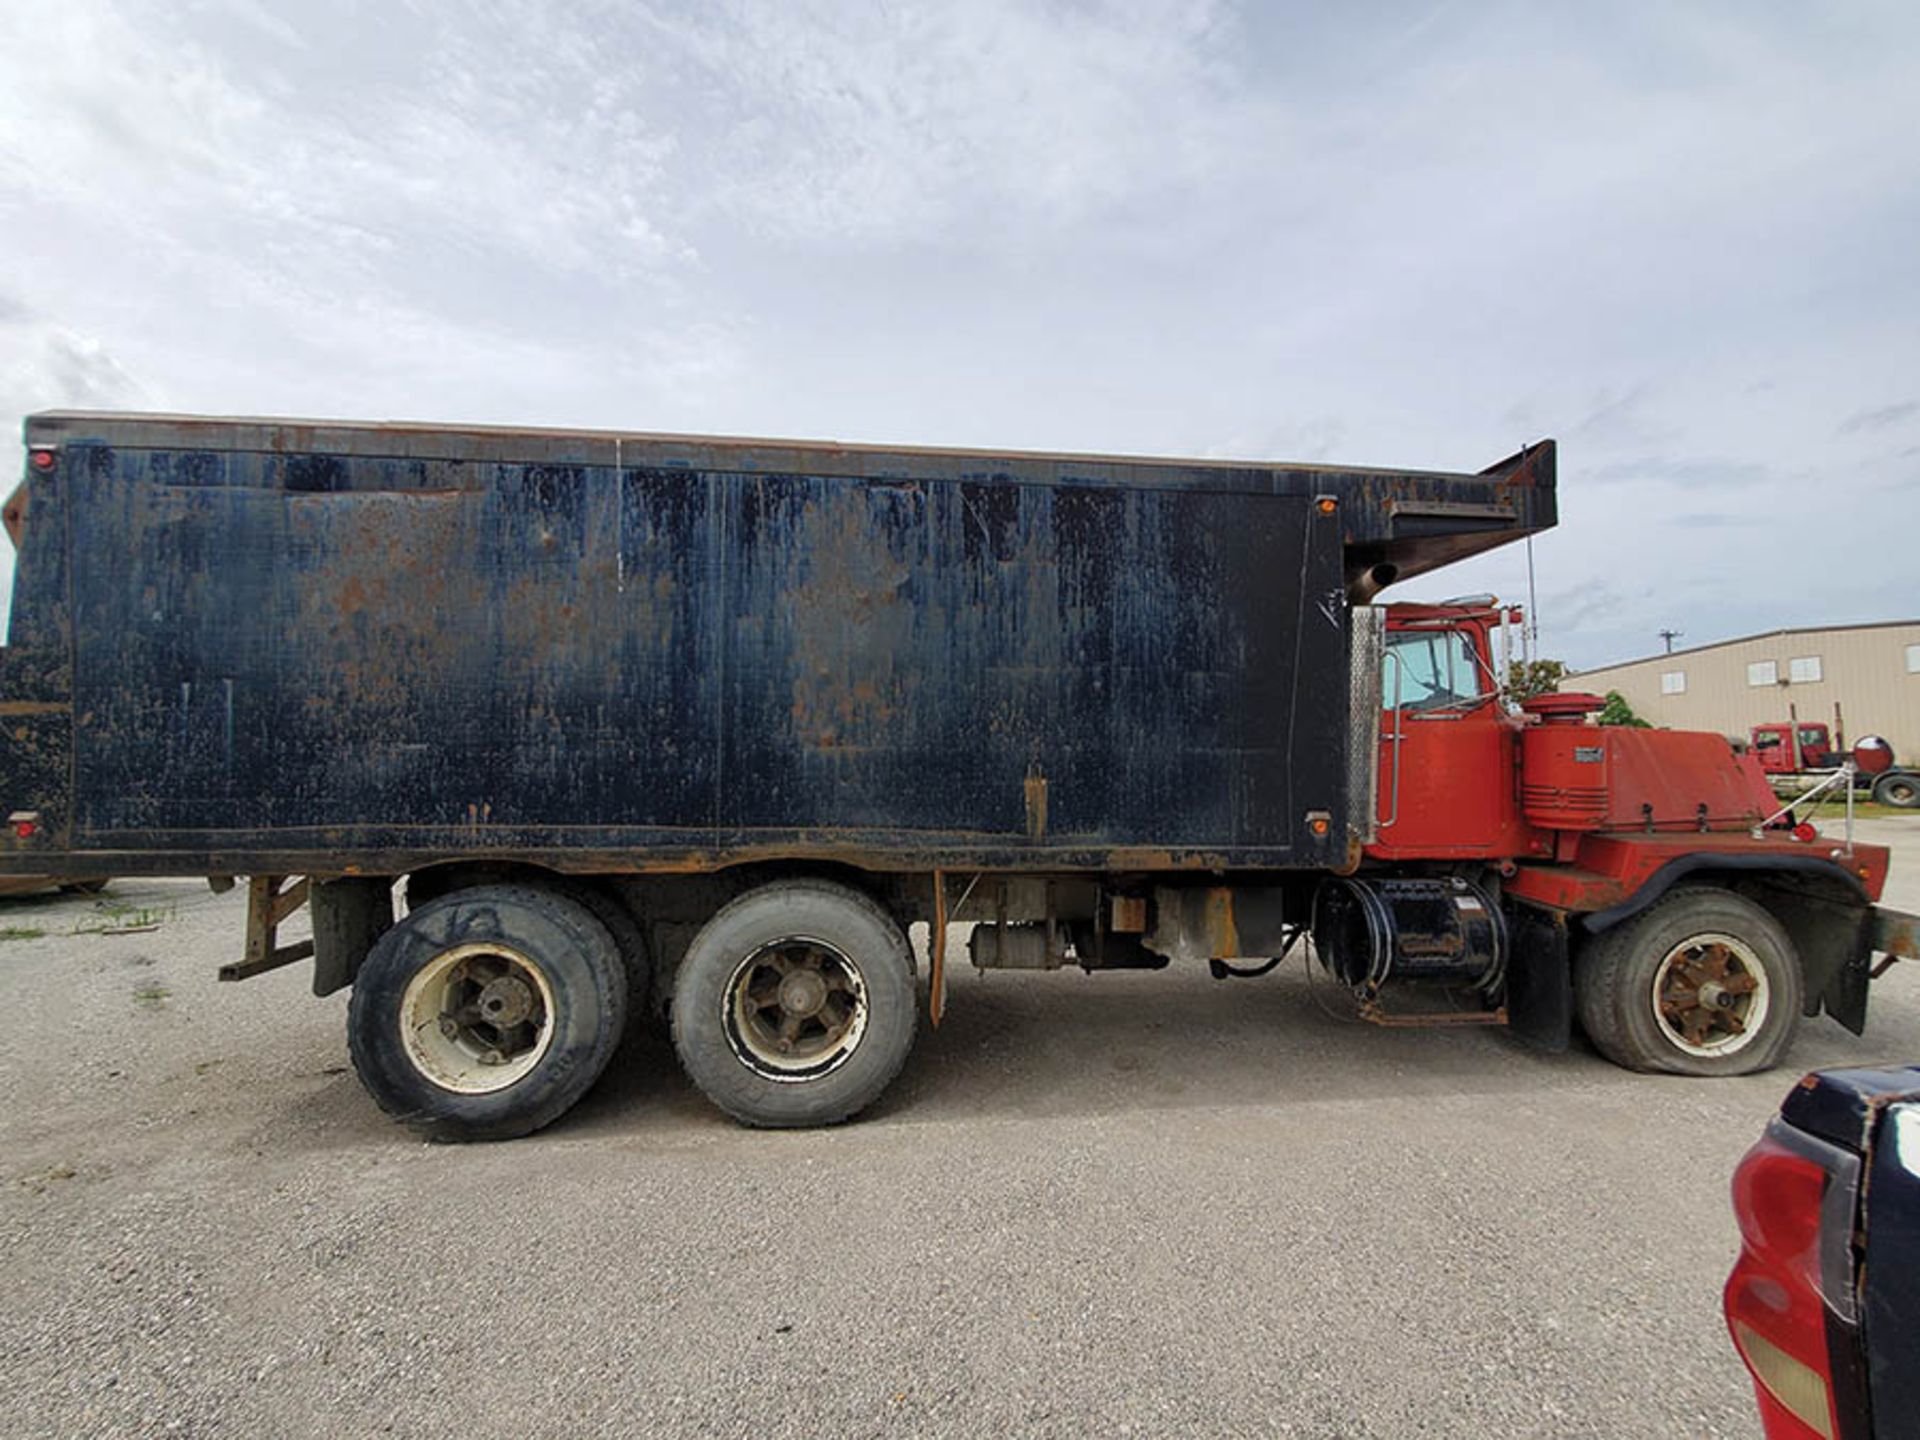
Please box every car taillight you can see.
[1724,1121,1860,1439]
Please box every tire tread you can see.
[348,883,627,1142]
[671,878,916,1129]
[1573,884,1800,1077]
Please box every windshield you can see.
[1383,628,1484,711]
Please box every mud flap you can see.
[1823,947,1871,1036]
[1505,903,1572,1051]
[1830,906,1920,1036]
[312,876,396,996]
[1756,894,1876,1037]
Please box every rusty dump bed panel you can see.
[0,412,1555,877]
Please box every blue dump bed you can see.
[0,413,1554,878]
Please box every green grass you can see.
[1793,799,1918,822]
[75,900,177,935]
[131,983,171,1005]
[0,925,45,941]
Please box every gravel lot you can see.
[3,819,1917,1438]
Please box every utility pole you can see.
[1659,628,1683,654]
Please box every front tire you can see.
[348,884,628,1141]
[672,879,917,1127]
[1574,886,1801,1076]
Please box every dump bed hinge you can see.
[220,874,313,981]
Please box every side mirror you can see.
[1853,735,1895,775]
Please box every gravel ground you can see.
[3,819,1917,1438]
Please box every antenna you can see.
[1525,534,1539,654]
[1659,628,1683,654]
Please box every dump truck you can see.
[3,412,1914,1140]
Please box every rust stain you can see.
[785,489,915,753]
[1023,773,1049,840]
[2,480,27,549]
[1205,886,1239,957]
[1873,909,1920,960]
[930,869,948,1028]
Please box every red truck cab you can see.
[1752,722,1837,775]
[1347,599,1911,1076]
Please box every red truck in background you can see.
[1750,722,1920,809]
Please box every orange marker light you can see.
[1316,497,1337,515]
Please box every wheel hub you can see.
[1652,933,1768,1057]
[778,969,829,1017]
[399,944,557,1095]
[724,938,869,1080]
[477,973,537,1028]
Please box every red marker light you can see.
[1791,822,1817,843]
[14,820,35,839]
[28,448,55,472]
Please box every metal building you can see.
[1569,621,1920,761]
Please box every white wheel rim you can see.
[400,942,558,1094]
[722,935,869,1083]
[1649,931,1771,1058]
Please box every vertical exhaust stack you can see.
[1346,562,1399,605]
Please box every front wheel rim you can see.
[1649,931,1770,1058]
[400,943,558,1094]
[723,937,869,1082]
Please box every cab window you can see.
[1383,629,1483,711]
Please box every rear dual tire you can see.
[348,884,628,1142]
[671,880,917,1128]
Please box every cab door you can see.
[1368,622,1530,861]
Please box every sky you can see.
[0,0,1916,667]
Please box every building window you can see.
[1908,643,1920,674]
[1747,660,1778,687]
[1789,655,1822,683]
[1660,670,1686,694]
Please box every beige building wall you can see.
[1568,622,1920,762]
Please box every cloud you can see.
[0,311,154,421]
[1581,455,1778,489]
[1838,401,1919,435]
[1666,512,1759,529]
[644,0,1255,245]
[1567,385,1682,450]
